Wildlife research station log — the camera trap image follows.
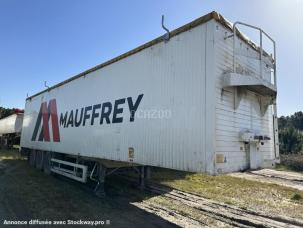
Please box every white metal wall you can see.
[0,114,23,135]
[21,21,216,173]
[213,22,275,173]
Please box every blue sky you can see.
[0,0,301,116]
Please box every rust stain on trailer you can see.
[216,154,225,164]
[128,147,135,162]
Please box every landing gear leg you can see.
[139,166,145,190]
[94,163,107,198]
[43,151,51,175]
[29,150,36,166]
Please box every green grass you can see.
[2,149,303,221]
[275,163,298,172]
[0,149,172,227]
[0,148,22,161]
[291,193,303,201]
[276,154,303,172]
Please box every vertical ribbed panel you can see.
[21,21,211,172]
[0,114,23,135]
[213,22,275,173]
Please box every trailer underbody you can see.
[22,148,151,197]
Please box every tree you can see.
[279,112,303,131]
[278,115,289,130]
[0,107,22,119]
[291,112,303,131]
[279,127,302,154]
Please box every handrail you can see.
[232,22,276,87]
[232,22,279,158]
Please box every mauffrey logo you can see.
[31,94,144,142]
[31,99,60,142]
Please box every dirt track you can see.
[229,169,303,191]
[140,184,303,227]
[117,173,303,228]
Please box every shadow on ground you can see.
[0,150,179,228]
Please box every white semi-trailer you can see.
[20,11,279,195]
[0,113,23,148]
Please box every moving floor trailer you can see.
[20,11,279,195]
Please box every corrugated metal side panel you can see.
[0,114,23,135]
[213,22,275,173]
[21,21,212,172]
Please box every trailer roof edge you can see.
[26,11,264,100]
